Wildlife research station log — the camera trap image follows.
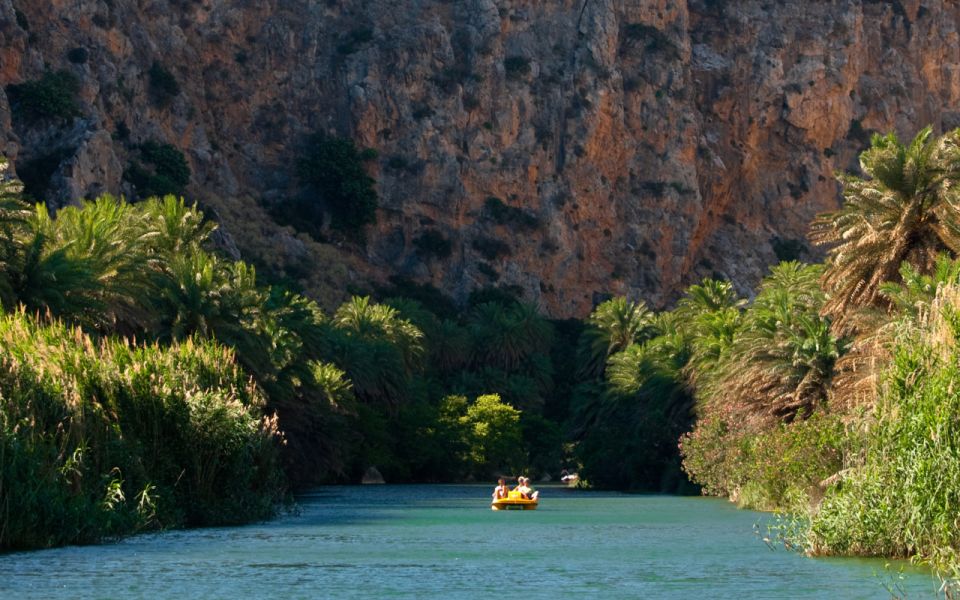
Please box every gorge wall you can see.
[1,0,959,317]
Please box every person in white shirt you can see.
[492,478,509,500]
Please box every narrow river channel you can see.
[0,485,943,598]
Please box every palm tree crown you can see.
[811,127,960,328]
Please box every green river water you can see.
[0,485,944,598]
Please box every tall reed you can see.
[0,310,283,550]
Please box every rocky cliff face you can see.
[1,0,958,316]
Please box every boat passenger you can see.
[492,478,509,500]
[515,476,536,500]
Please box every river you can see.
[0,485,943,598]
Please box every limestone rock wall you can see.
[1,0,958,316]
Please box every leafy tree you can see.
[124,142,191,199]
[295,134,378,234]
[810,127,960,328]
[461,394,524,477]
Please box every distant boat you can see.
[560,472,579,486]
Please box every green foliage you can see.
[413,230,452,259]
[621,23,677,56]
[701,262,843,423]
[0,312,283,550]
[483,197,539,230]
[809,289,960,576]
[15,148,74,202]
[460,394,524,477]
[811,126,960,327]
[6,70,81,123]
[14,8,28,30]
[770,236,806,263]
[292,134,378,235]
[124,141,191,198]
[337,27,374,55]
[575,318,695,491]
[680,412,846,511]
[504,56,531,80]
[472,235,511,260]
[576,297,656,379]
[148,62,180,107]
[67,47,89,64]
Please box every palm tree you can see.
[810,127,960,328]
[830,254,960,409]
[468,301,553,371]
[41,197,155,331]
[333,296,424,372]
[711,262,845,423]
[140,195,216,258]
[675,279,745,389]
[575,297,657,378]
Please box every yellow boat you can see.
[491,490,538,511]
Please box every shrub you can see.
[504,56,531,81]
[16,148,74,201]
[460,394,524,478]
[6,71,81,123]
[14,9,28,30]
[413,230,452,259]
[809,307,960,575]
[621,23,677,56]
[472,235,511,261]
[483,196,539,229]
[680,412,846,510]
[148,62,180,107]
[292,134,378,235]
[67,47,89,64]
[124,141,191,198]
[770,236,806,263]
[337,27,374,55]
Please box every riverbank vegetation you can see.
[5,125,960,579]
[673,127,960,580]
[0,157,567,549]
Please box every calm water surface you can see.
[0,485,943,598]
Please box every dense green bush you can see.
[337,27,374,55]
[290,134,378,235]
[809,293,960,576]
[413,230,453,259]
[67,47,89,64]
[148,62,180,107]
[6,70,81,123]
[504,56,531,81]
[483,196,539,230]
[681,412,846,510]
[472,235,511,260]
[0,313,283,550]
[124,141,191,198]
[15,148,74,201]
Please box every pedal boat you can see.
[491,490,538,511]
